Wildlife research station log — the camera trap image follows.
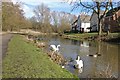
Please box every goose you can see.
[74,55,83,69]
[50,45,60,52]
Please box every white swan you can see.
[50,45,60,52]
[74,55,83,69]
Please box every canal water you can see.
[38,35,119,78]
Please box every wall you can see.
[81,23,90,32]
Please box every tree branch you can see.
[100,2,109,19]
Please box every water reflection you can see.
[38,35,118,78]
[80,41,89,47]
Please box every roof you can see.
[72,14,90,25]
[80,14,90,23]
[90,10,104,20]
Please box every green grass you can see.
[63,32,120,41]
[63,33,97,41]
[2,35,78,78]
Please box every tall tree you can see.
[58,12,71,33]
[51,11,59,33]
[0,1,1,31]
[2,1,27,31]
[29,16,38,31]
[34,3,52,33]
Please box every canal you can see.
[38,35,119,78]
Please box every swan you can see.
[74,55,83,69]
[50,45,60,52]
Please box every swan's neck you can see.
[77,56,80,61]
[57,45,60,49]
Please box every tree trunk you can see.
[107,25,110,35]
[98,19,102,36]
[107,30,110,35]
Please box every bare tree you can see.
[34,3,52,33]
[58,12,72,33]
[51,11,59,33]
[0,1,1,31]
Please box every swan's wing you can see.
[79,60,83,67]
[73,60,77,65]
[50,45,57,50]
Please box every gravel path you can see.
[0,34,13,59]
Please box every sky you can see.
[11,0,86,18]
[11,0,119,18]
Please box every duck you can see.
[74,55,83,69]
[87,53,101,57]
[96,52,101,56]
[37,42,46,47]
[87,54,97,57]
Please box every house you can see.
[104,6,120,32]
[90,11,104,32]
[71,13,91,33]
[71,15,80,32]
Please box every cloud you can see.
[11,0,83,18]
[12,0,65,5]
[21,4,34,18]
[48,2,72,13]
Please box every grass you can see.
[2,35,78,78]
[63,32,120,41]
[63,33,98,41]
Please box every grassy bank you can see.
[63,33,120,41]
[63,33,98,40]
[2,35,78,78]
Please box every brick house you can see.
[104,7,120,32]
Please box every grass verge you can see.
[63,33,120,41]
[2,35,78,78]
